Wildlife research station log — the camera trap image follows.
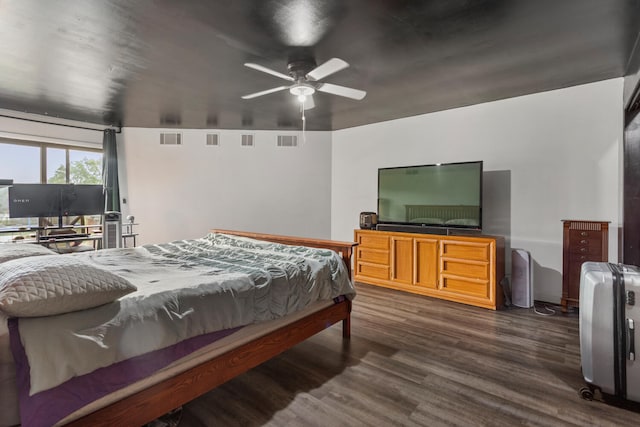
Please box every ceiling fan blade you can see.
[241,86,289,99]
[244,63,294,81]
[316,83,367,100]
[306,58,349,81]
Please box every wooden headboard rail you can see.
[212,229,359,278]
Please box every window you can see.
[46,147,67,183]
[0,140,103,241]
[0,143,41,183]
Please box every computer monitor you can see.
[62,185,105,216]
[8,184,105,218]
[8,184,64,218]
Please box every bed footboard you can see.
[66,299,352,427]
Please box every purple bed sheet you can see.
[9,318,241,427]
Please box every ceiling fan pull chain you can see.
[301,101,306,145]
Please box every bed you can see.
[0,229,357,427]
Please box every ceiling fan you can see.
[241,57,366,109]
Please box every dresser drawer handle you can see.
[581,255,587,260]
[580,239,588,244]
[580,247,587,252]
[581,232,588,237]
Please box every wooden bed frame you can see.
[66,230,357,427]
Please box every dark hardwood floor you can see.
[179,283,640,426]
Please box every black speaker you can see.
[359,212,377,229]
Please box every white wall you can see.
[0,80,624,304]
[119,128,332,244]
[331,79,623,303]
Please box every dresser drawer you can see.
[569,230,603,242]
[441,240,490,262]
[356,233,389,250]
[568,245,602,256]
[441,259,489,281]
[569,252,603,263]
[357,247,388,265]
[439,275,489,299]
[356,262,389,280]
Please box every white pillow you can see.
[0,243,56,264]
[0,255,137,317]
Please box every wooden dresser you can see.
[354,229,505,310]
[561,220,609,312]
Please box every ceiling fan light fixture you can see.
[290,84,315,103]
[242,58,366,103]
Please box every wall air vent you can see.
[159,132,182,145]
[277,135,298,147]
[241,134,254,147]
[206,133,219,146]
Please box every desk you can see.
[122,222,137,247]
[39,233,138,250]
[0,223,139,249]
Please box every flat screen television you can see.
[9,184,105,219]
[61,184,105,216]
[377,161,483,230]
[8,184,65,219]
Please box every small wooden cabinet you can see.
[561,220,609,312]
[354,229,505,310]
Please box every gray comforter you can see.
[17,233,355,395]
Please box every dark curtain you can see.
[102,129,120,212]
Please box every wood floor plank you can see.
[180,283,640,426]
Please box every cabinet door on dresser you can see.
[413,237,438,288]
[390,236,413,285]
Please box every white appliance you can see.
[511,249,533,308]
[103,211,122,249]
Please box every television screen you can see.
[377,161,483,229]
[8,184,65,218]
[62,184,105,216]
[9,184,105,218]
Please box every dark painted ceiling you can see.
[0,0,638,131]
